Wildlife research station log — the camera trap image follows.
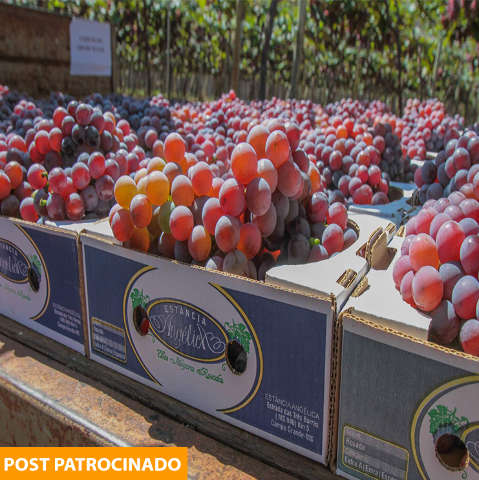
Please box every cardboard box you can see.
[335,311,479,480]
[0,216,86,353]
[80,212,393,466]
[266,212,397,311]
[340,234,432,340]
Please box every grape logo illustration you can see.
[0,220,50,321]
[123,266,262,413]
[411,376,479,478]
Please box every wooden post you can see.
[142,0,151,97]
[259,0,279,100]
[166,5,171,98]
[231,0,246,93]
[289,0,306,99]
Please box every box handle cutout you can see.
[226,340,247,375]
[435,433,469,471]
[337,269,357,288]
[27,266,40,292]
[133,305,150,336]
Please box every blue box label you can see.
[0,218,84,353]
[83,241,332,462]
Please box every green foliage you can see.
[6,0,479,120]
[428,404,469,435]
[130,288,150,309]
[224,320,251,354]
[28,254,41,275]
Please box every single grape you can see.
[231,142,258,185]
[126,227,150,252]
[202,197,223,235]
[265,130,290,168]
[48,167,68,195]
[46,193,65,220]
[322,224,344,255]
[409,233,439,271]
[237,223,262,259]
[219,178,246,216]
[459,319,479,356]
[188,225,212,261]
[171,174,194,207]
[252,203,277,237]
[429,213,450,240]
[80,185,99,212]
[327,202,347,230]
[436,221,465,263]
[0,194,20,217]
[452,275,479,320]
[246,177,271,216]
[400,270,415,306]
[459,217,479,237]
[190,161,213,197]
[157,232,175,258]
[146,171,170,206]
[343,228,358,248]
[288,234,311,264]
[88,152,106,179]
[428,300,460,346]
[247,125,269,158]
[215,215,241,253]
[20,197,39,222]
[257,158,278,192]
[223,250,248,275]
[278,160,302,198]
[439,262,464,301]
[460,235,479,276]
[393,255,413,290]
[71,162,91,190]
[65,192,85,220]
[130,194,153,229]
[169,205,194,241]
[114,175,137,209]
[411,266,443,312]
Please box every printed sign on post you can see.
[70,17,111,76]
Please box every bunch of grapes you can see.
[373,122,414,182]
[0,100,142,222]
[402,99,463,154]
[414,130,479,204]
[393,190,479,356]
[109,128,357,281]
[305,119,391,205]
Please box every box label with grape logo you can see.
[337,317,479,480]
[0,217,84,353]
[82,239,333,464]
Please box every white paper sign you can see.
[70,17,111,76]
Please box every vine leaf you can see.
[428,405,469,435]
[225,320,251,354]
[130,288,150,309]
[28,254,42,275]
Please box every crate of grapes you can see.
[79,204,394,467]
[335,189,479,479]
[335,311,479,480]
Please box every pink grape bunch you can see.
[401,98,463,154]
[393,190,479,357]
[414,129,479,205]
[0,102,141,222]
[306,118,391,205]
[109,128,358,281]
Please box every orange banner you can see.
[0,448,187,479]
